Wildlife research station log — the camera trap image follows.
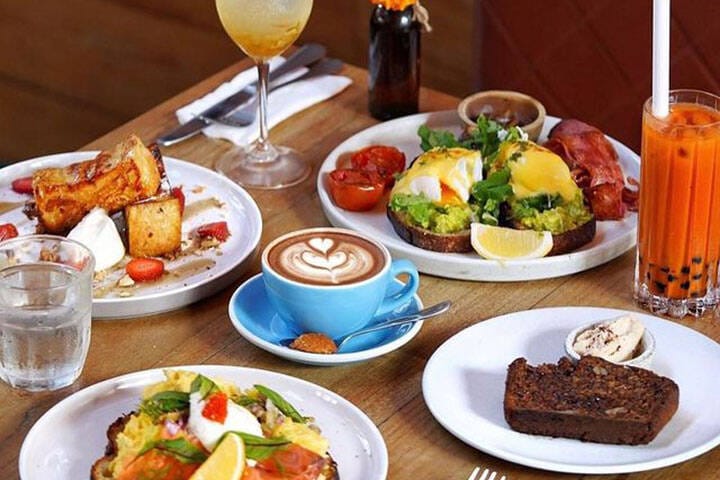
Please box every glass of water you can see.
[0,235,94,391]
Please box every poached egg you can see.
[187,391,263,451]
[499,142,580,202]
[392,147,483,204]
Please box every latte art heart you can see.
[300,250,348,270]
[308,237,334,254]
[267,231,386,286]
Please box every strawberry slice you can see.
[171,186,185,215]
[11,177,33,195]
[0,223,18,241]
[126,258,165,282]
[196,221,230,242]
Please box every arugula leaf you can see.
[513,194,563,215]
[190,374,219,399]
[254,385,308,423]
[139,391,190,419]
[224,432,291,461]
[470,168,514,225]
[138,438,208,464]
[418,125,461,151]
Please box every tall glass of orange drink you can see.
[635,90,720,317]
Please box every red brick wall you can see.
[475,0,720,152]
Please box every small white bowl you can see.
[564,320,656,369]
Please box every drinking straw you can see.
[651,0,670,117]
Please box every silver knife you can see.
[156,43,326,147]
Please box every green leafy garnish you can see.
[138,438,208,464]
[469,168,514,225]
[512,194,563,216]
[190,374,220,399]
[418,125,461,151]
[254,384,308,423]
[139,391,190,419]
[417,115,526,169]
[223,432,291,461]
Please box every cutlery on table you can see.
[280,300,451,351]
[156,43,326,147]
[204,57,344,128]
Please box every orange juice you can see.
[635,90,720,316]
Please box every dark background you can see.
[1,0,718,164]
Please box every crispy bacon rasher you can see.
[544,119,638,220]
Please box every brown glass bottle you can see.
[368,4,421,120]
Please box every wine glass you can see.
[215,0,314,189]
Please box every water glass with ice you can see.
[0,235,94,391]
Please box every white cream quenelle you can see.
[67,207,125,272]
[573,315,645,362]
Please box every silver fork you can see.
[467,466,507,480]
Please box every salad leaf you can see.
[190,374,220,399]
[254,384,308,424]
[225,432,291,461]
[140,391,190,419]
[417,115,527,170]
[138,438,208,464]
[470,167,513,225]
[418,125,461,151]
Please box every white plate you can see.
[228,273,424,366]
[19,365,388,480]
[317,111,639,281]
[422,306,720,474]
[0,152,262,318]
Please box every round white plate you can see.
[19,365,388,480]
[422,306,720,474]
[229,273,424,366]
[317,111,639,281]
[0,153,262,318]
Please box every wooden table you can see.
[3,60,719,480]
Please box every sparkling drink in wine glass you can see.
[215,0,313,189]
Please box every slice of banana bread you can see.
[504,356,679,445]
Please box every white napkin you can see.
[176,57,352,146]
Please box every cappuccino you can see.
[266,230,385,286]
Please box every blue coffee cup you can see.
[261,227,419,339]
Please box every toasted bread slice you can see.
[125,195,182,257]
[33,134,162,234]
[388,205,596,256]
[387,207,472,253]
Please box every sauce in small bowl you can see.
[458,90,546,142]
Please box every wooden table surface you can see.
[3,59,720,480]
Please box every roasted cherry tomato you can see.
[327,169,385,211]
[11,177,33,195]
[196,221,230,242]
[350,145,406,187]
[0,223,18,241]
[126,258,165,282]
[170,186,185,215]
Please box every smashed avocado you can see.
[511,192,592,234]
[390,193,473,234]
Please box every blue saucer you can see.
[228,273,424,366]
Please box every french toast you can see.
[33,134,162,233]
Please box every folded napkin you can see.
[176,57,352,146]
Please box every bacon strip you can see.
[544,119,637,220]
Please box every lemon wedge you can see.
[189,434,245,480]
[471,223,553,260]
